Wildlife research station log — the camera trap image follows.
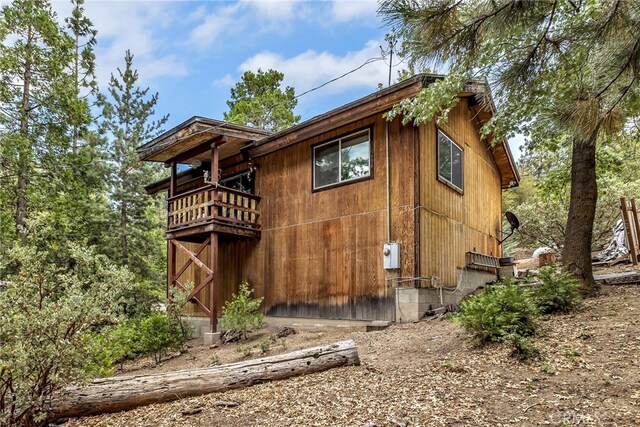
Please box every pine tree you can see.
[224,68,300,132]
[65,0,97,153]
[99,50,168,280]
[380,0,640,294]
[0,0,76,241]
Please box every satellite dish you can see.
[499,211,521,244]
[505,211,520,230]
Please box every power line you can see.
[293,56,384,100]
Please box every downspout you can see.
[385,121,391,242]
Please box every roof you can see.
[138,74,519,188]
[136,116,272,163]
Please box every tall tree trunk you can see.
[16,29,32,241]
[120,201,128,265]
[562,134,598,295]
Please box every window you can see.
[437,129,463,192]
[220,171,254,194]
[313,129,371,190]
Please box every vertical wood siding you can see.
[175,114,415,321]
[419,98,502,286]
[174,98,503,319]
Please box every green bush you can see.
[94,311,191,368]
[503,333,540,361]
[531,267,582,314]
[0,243,133,426]
[220,282,264,339]
[138,311,188,363]
[458,278,539,344]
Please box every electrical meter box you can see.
[383,242,400,270]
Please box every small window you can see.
[313,129,371,190]
[220,171,254,194]
[437,129,463,191]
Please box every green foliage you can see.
[224,68,301,132]
[541,363,556,375]
[531,267,582,314]
[92,310,191,371]
[98,49,168,282]
[258,339,271,355]
[0,242,132,426]
[220,282,264,340]
[210,353,220,365]
[507,133,640,253]
[236,344,253,358]
[458,279,539,344]
[503,333,540,361]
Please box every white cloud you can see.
[50,1,188,88]
[213,74,236,87]
[241,0,298,21]
[188,3,240,49]
[331,0,378,23]
[239,40,389,97]
[188,1,311,50]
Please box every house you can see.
[138,74,519,334]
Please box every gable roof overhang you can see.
[138,74,519,190]
[246,74,519,189]
[136,116,273,164]
[460,79,520,188]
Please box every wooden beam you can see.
[173,237,210,281]
[165,136,225,165]
[172,240,213,275]
[631,199,640,257]
[211,144,220,184]
[621,198,638,265]
[167,240,175,301]
[174,279,211,315]
[187,274,213,300]
[169,161,177,198]
[210,232,218,332]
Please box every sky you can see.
[9,0,523,158]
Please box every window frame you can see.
[436,128,464,194]
[312,127,374,192]
[220,170,255,194]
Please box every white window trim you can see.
[437,129,464,192]
[313,128,371,190]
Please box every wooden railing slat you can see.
[167,186,260,231]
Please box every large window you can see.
[437,129,463,192]
[313,129,371,190]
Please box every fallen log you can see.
[51,339,359,419]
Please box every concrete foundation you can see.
[395,268,497,323]
[184,315,371,339]
[203,332,221,345]
[182,317,219,338]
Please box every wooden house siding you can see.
[142,77,520,329]
[418,98,503,286]
[177,114,417,321]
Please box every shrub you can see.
[458,278,539,344]
[236,344,252,358]
[531,267,582,314]
[503,333,540,361]
[0,243,133,426]
[258,339,271,355]
[94,311,192,368]
[220,282,264,339]
[138,312,188,363]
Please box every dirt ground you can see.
[64,282,640,427]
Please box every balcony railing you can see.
[167,183,260,231]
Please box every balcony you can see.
[166,183,260,239]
